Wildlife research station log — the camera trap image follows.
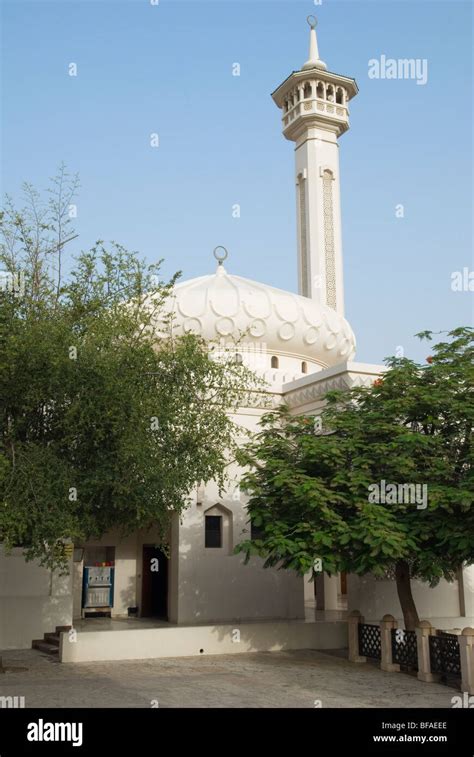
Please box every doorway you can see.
[141,545,168,619]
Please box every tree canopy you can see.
[236,328,474,629]
[0,168,255,570]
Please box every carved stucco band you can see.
[298,174,309,297]
[322,169,336,310]
[241,374,374,410]
[284,374,374,409]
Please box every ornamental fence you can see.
[429,632,462,682]
[391,628,418,671]
[348,611,473,695]
[358,623,381,660]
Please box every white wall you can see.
[175,506,305,624]
[347,573,466,626]
[0,547,73,650]
[174,404,305,624]
[60,619,347,663]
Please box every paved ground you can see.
[0,648,457,708]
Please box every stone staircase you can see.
[32,626,71,657]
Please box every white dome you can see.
[162,264,356,368]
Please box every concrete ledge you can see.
[60,620,347,663]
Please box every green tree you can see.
[0,169,256,570]
[236,328,474,630]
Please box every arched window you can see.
[326,85,335,103]
[316,81,324,99]
[336,87,343,105]
[204,504,233,553]
[233,353,243,365]
[303,82,312,99]
[205,514,222,548]
[301,361,308,374]
[271,356,279,369]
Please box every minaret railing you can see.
[282,98,348,127]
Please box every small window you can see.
[205,515,222,548]
[301,361,308,374]
[233,353,243,365]
[316,82,324,99]
[303,82,312,99]
[336,88,343,105]
[271,356,279,369]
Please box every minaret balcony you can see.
[282,96,350,138]
[272,19,358,138]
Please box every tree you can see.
[0,169,256,570]
[236,328,474,630]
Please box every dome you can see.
[160,264,356,369]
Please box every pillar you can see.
[459,627,474,696]
[380,614,400,673]
[348,610,366,663]
[416,620,441,683]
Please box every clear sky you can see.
[1,0,472,364]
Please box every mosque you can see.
[1,18,471,658]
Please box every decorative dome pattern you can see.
[161,265,356,368]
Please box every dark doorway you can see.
[141,545,168,619]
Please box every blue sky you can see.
[1,0,472,364]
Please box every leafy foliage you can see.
[0,169,256,569]
[236,328,473,621]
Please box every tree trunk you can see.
[395,560,420,631]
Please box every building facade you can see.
[1,18,472,652]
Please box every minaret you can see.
[272,16,358,316]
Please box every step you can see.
[55,625,72,634]
[32,640,59,655]
[43,633,60,647]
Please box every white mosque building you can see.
[1,18,472,659]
